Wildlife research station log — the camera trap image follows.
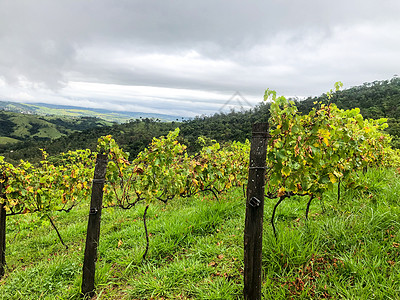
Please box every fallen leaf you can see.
[208,261,216,267]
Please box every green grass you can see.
[0,137,20,144]
[22,104,134,123]
[0,110,113,146]
[1,168,400,299]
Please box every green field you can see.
[20,103,134,123]
[0,111,114,147]
[1,168,400,299]
[0,101,177,123]
[0,137,20,145]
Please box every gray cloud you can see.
[1,0,400,116]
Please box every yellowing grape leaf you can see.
[328,173,337,184]
[281,166,291,177]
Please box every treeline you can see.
[1,78,400,163]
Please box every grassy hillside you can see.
[0,137,19,145]
[0,168,399,299]
[0,101,179,123]
[0,119,179,164]
[0,111,113,146]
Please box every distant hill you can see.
[0,118,180,164]
[0,111,113,145]
[0,101,181,123]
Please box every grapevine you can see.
[98,128,250,208]
[0,86,399,277]
[264,84,396,238]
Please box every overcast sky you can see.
[0,1,399,117]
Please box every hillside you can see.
[0,118,180,164]
[0,111,113,145]
[0,101,180,123]
[1,78,400,163]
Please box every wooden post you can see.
[363,166,368,174]
[0,176,6,278]
[243,123,269,300]
[81,153,108,298]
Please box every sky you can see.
[0,0,399,117]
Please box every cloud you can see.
[0,0,400,116]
